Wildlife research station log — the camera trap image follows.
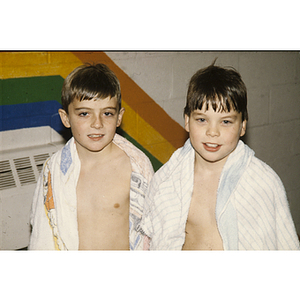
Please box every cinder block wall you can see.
[107,51,300,234]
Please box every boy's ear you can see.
[240,120,247,137]
[184,114,190,133]
[58,109,71,128]
[116,107,125,127]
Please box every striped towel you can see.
[141,139,300,250]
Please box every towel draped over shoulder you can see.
[141,139,300,250]
[29,134,154,250]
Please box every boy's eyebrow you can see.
[192,111,206,115]
[192,110,240,118]
[192,111,210,117]
[74,106,117,111]
[220,113,238,119]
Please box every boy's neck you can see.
[76,141,116,165]
[194,153,227,175]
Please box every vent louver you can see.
[0,160,17,190]
[0,153,51,191]
[34,153,50,173]
[13,157,36,186]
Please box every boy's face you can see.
[58,96,124,154]
[185,103,246,166]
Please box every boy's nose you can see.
[91,115,103,129]
[206,124,220,137]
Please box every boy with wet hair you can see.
[29,63,154,250]
[141,63,299,250]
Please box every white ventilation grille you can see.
[0,153,53,191]
[13,157,37,186]
[0,160,17,190]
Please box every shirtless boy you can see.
[141,63,299,250]
[29,64,154,250]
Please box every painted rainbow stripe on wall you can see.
[0,52,188,170]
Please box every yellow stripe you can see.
[122,102,176,163]
[0,52,82,79]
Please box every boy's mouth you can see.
[203,143,221,152]
[88,134,104,141]
[88,134,104,138]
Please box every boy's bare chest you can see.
[77,162,130,203]
[187,177,218,226]
[182,173,223,250]
[76,155,132,250]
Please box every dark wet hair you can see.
[61,63,121,113]
[184,63,248,121]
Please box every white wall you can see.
[107,51,300,234]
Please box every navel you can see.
[114,203,120,208]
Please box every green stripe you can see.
[0,76,64,105]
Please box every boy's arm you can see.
[134,180,154,250]
[138,155,155,250]
[274,179,300,250]
[139,176,158,250]
[28,167,56,250]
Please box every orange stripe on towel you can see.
[44,172,55,211]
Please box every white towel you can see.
[29,134,154,250]
[141,139,300,250]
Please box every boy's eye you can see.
[104,111,114,116]
[79,112,88,117]
[222,120,232,124]
[198,118,206,122]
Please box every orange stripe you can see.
[72,52,188,149]
[45,172,55,211]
